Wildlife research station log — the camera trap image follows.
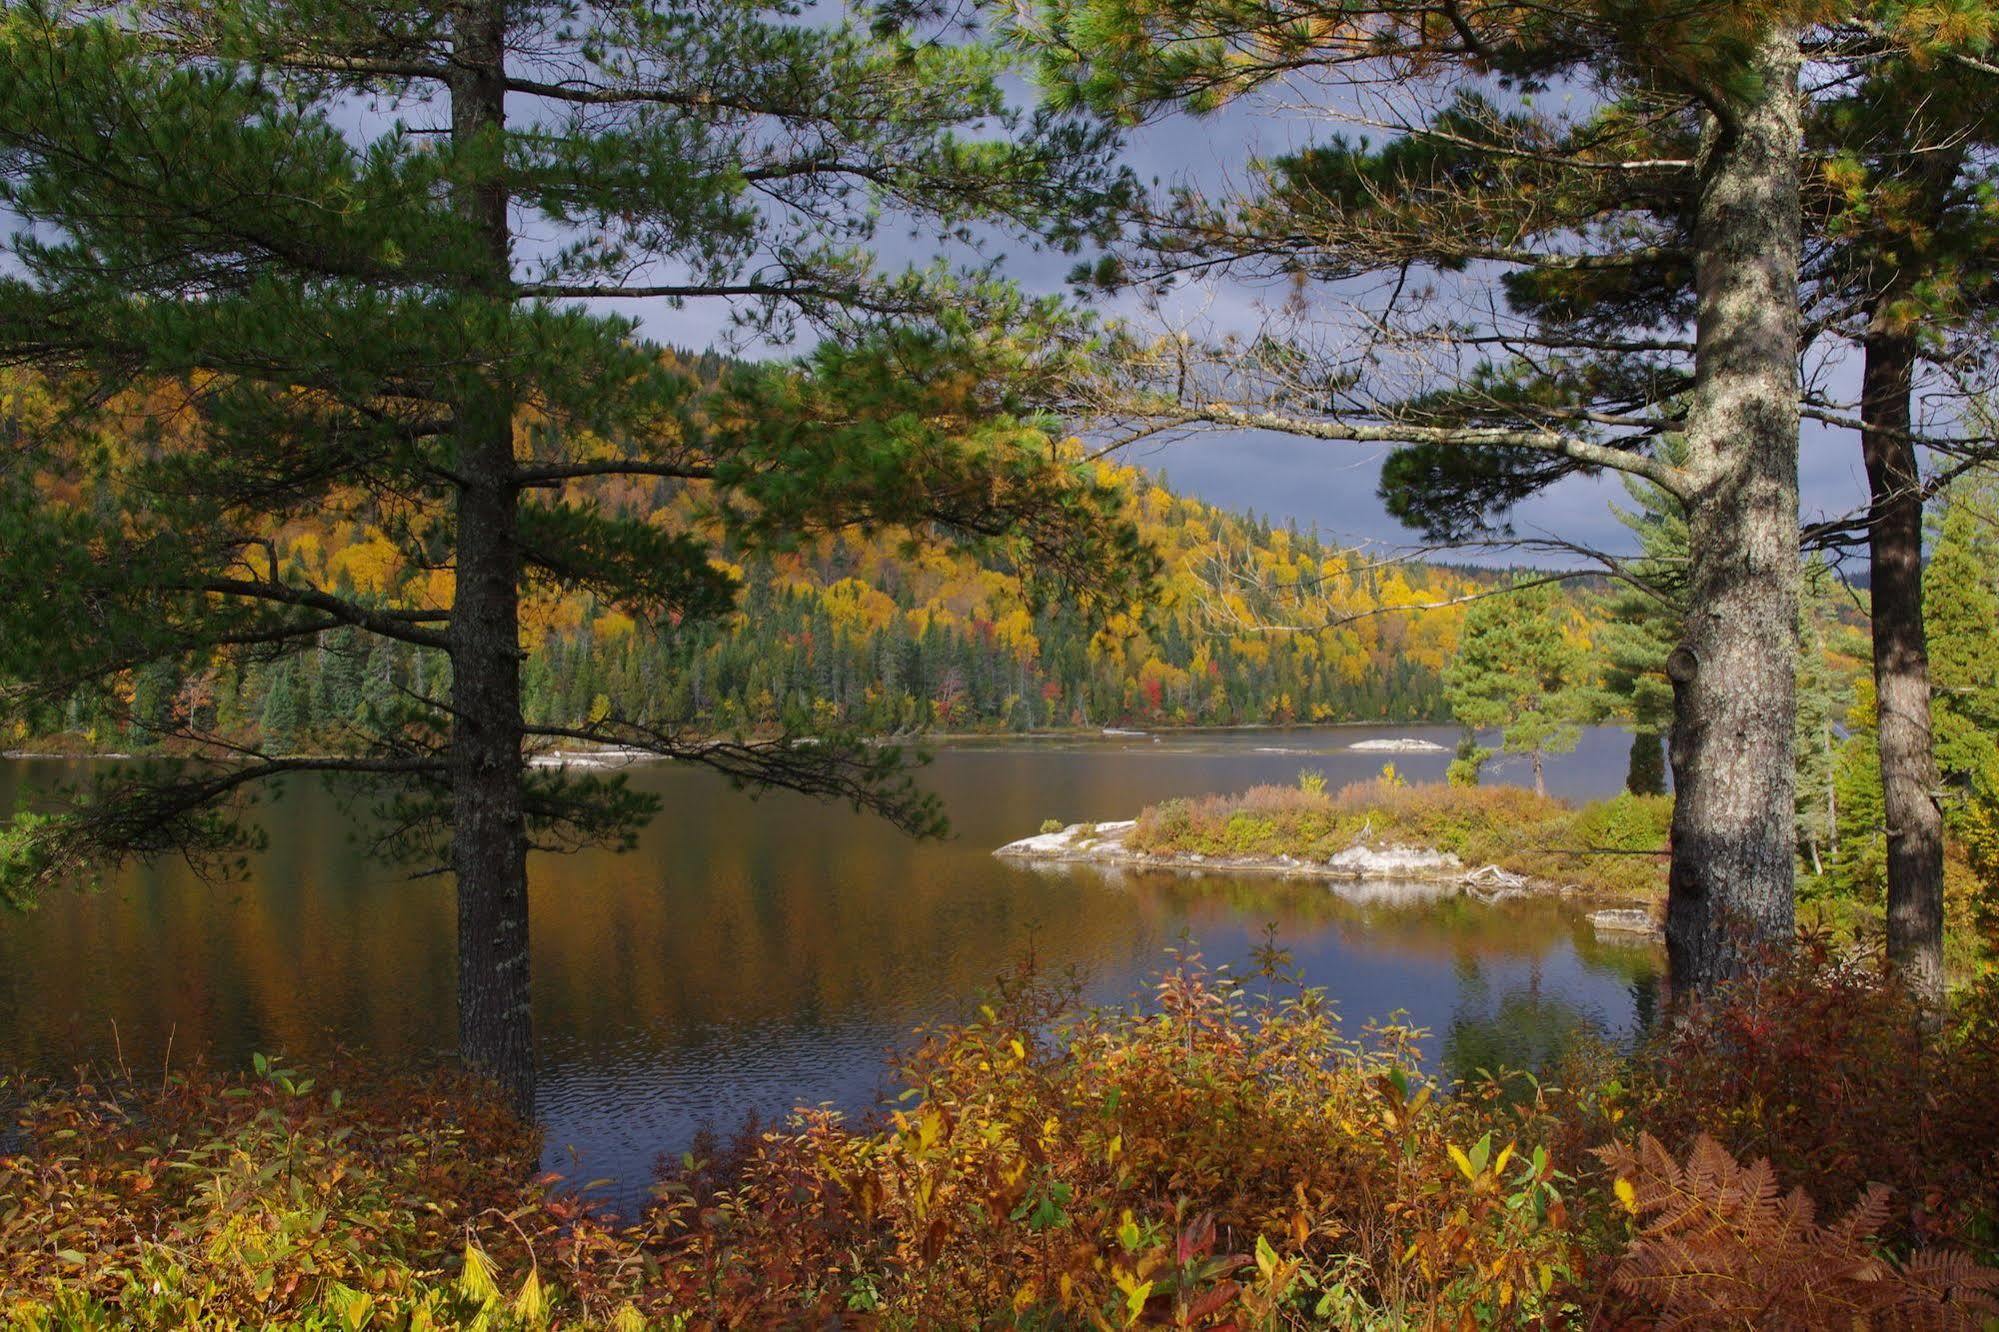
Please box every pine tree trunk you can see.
[1665,25,1802,996]
[1532,747,1546,798]
[1862,318,1946,1007]
[450,0,535,1118]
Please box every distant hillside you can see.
[18,463,1526,757]
[512,462,1497,736]
[9,341,1563,751]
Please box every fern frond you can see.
[1604,1134,1999,1330]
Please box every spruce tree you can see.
[1598,439,1690,798]
[1925,470,1999,934]
[1925,475,1999,795]
[0,0,1153,1113]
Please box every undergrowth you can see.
[4,941,1998,1329]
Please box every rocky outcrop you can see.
[995,819,1465,883]
[1347,737,1448,753]
[1587,907,1664,937]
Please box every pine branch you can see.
[1164,403,1691,496]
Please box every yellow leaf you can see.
[1614,1177,1638,1213]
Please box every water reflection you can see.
[0,724,1655,1208]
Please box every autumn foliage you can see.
[1130,779,1674,898]
[1599,1133,1998,1328]
[5,944,1999,1329]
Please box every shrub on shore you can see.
[1128,780,1674,898]
[5,946,1998,1329]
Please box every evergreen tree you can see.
[1925,470,1999,938]
[1812,38,1999,1001]
[0,0,1151,1113]
[1794,560,1843,880]
[1926,476,1999,794]
[1443,581,1592,798]
[1015,0,1826,993]
[259,662,306,752]
[1598,439,1690,798]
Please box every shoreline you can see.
[3,721,1467,766]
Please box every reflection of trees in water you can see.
[1089,871,1662,1086]
[1115,870,1661,977]
[0,757,1658,1083]
[1439,955,1612,1091]
[1628,970,1662,1035]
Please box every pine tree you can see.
[0,0,1152,1113]
[1443,581,1593,798]
[1014,0,1821,993]
[1812,33,1999,999]
[1019,1,1999,993]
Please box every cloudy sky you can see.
[0,15,1884,573]
[1069,85,1876,569]
[618,79,1876,572]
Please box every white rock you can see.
[995,819,1136,859]
[1588,908,1661,935]
[1330,878,1458,906]
[1326,843,1461,874]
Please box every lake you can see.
[0,724,1657,1211]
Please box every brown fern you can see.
[1597,1133,1999,1329]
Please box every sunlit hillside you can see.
[12,366,1516,751]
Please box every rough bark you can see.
[1862,318,1946,1007]
[449,0,535,1118]
[1665,26,1803,996]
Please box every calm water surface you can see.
[1,725,1657,1209]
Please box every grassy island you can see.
[1121,778,1674,900]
